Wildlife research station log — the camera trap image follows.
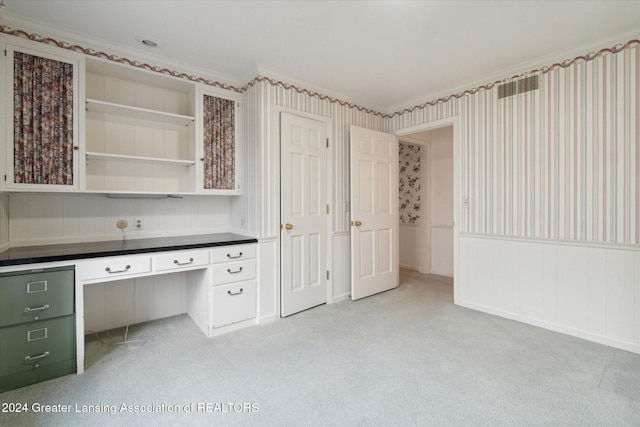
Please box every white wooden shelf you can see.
[86,151,195,167]
[85,99,195,126]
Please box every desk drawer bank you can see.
[0,233,258,390]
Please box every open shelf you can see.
[86,152,195,167]
[85,99,195,126]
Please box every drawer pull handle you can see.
[24,304,50,313]
[105,265,131,274]
[227,267,243,274]
[174,258,194,266]
[228,288,244,296]
[25,351,50,362]
[227,252,243,259]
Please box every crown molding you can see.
[0,11,241,88]
[254,65,385,114]
[387,28,640,115]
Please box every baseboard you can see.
[329,294,350,304]
[430,269,453,278]
[400,264,419,271]
[457,300,640,355]
[209,317,258,337]
[258,313,278,325]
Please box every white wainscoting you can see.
[83,271,192,333]
[431,225,453,277]
[0,194,8,247]
[7,193,232,245]
[399,224,421,271]
[458,234,640,354]
[257,237,278,323]
[331,232,351,302]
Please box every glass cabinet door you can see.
[6,45,80,191]
[199,90,241,194]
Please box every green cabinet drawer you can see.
[0,359,76,393]
[0,315,75,377]
[0,268,74,327]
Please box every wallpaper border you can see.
[1,24,638,119]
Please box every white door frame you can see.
[397,134,431,275]
[273,106,334,316]
[394,116,460,304]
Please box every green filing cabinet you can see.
[0,267,76,392]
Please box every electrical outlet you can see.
[135,217,144,230]
[240,216,246,228]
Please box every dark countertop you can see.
[0,233,258,267]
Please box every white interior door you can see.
[350,126,399,300]
[281,113,328,316]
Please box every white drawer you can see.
[210,244,256,264]
[154,250,209,272]
[79,255,151,281]
[211,281,256,328]
[211,259,256,285]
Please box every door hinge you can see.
[326,138,329,148]
[326,270,330,280]
[3,174,6,182]
[326,204,330,214]
[4,49,6,57]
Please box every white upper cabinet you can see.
[196,87,242,195]
[84,57,197,194]
[3,40,82,192]
[2,34,243,196]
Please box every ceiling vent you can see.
[497,75,539,99]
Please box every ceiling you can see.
[2,1,640,112]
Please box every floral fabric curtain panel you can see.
[13,51,74,185]
[202,95,235,190]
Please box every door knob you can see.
[352,220,362,227]
[284,223,294,230]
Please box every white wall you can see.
[429,128,454,277]
[390,40,640,353]
[399,224,421,270]
[8,193,232,245]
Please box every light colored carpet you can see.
[2,269,639,426]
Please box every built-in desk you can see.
[0,233,259,377]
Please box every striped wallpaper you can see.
[236,80,388,238]
[233,82,262,236]
[270,81,388,236]
[390,42,639,246]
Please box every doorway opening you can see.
[397,125,454,279]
